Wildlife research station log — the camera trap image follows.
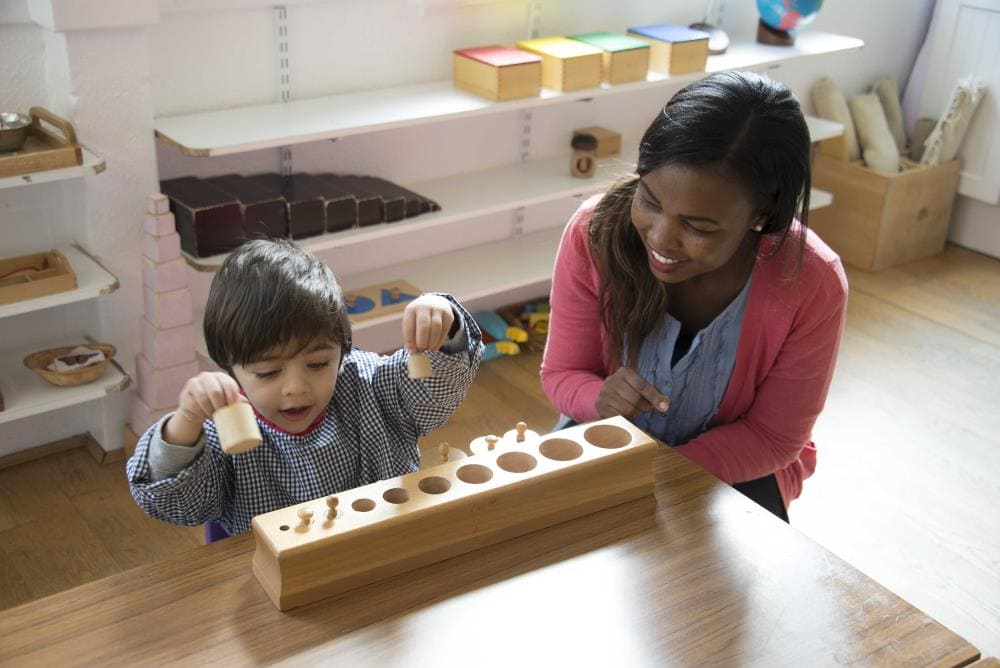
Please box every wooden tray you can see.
[0,107,82,178]
[0,249,77,306]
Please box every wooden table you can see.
[0,447,980,666]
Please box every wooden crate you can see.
[0,249,77,306]
[0,107,83,178]
[452,45,542,102]
[515,37,603,92]
[568,32,650,84]
[810,153,961,271]
[627,24,709,75]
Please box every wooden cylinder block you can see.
[214,402,263,455]
[407,352,433,380]
[251,415,657,610]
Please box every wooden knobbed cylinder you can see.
[570,133,598,179]
[407,352,432,379]
[214,402,263,455]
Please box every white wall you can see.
[0,0,939,456]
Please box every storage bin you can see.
[810,152,961,271]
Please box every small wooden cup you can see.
[214,402,262,455]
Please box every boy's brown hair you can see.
[204,239,352,374]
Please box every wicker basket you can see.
[23,343,116,387]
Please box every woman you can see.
[541,72,848,520]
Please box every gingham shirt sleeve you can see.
[126,415,234,527]
[371,294,483,439]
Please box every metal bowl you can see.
[0,112,31,152]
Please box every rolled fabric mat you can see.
[872,77,907,152]
[811,77,861,161]
[848,93,900,173]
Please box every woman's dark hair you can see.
[589,71,812,367]
[204,239,352,374]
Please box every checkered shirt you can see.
[126,297,483,535]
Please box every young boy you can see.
[127,239,483,535]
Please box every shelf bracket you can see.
[512,206,525,238]
[526,0,542,39]
[274,5,293,178]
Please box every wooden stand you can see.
[756,19,794,46]
[251,416,657,610]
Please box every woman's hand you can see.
[596,367,670,419]
[402,294,456,353]
[164,372,243,446]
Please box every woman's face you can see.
[630,164,764,285]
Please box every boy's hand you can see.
[596,367,669,419]
[402,294,456,353]
[164,372,243,447]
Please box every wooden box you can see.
[251,416,657,610]
[313,174,381,227]
[248,174,326,240]
[515,37,603,92]
[568,32,650,84]
[810,153,962,271]
[159,177,245,257]
[452,45,542,102]
[626,24,710,75]
[205,174,289,240]
[573,126,621,158]
[0,108,82,178]
[295,174,359,233]
[334,175,406,223]
[0,249,77,306]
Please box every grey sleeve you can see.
[146,413,207,482]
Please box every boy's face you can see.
[231,338,342,434]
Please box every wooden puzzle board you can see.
[251,415,657,610]
[344,279,421,323]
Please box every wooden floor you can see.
[0,244,997,657]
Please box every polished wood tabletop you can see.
[0,446,980,667]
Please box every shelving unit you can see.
[154,32,863,156]
[0,340,131,427]
[0,147,106,190]
[168,27,855,355]
[0,152,130,436]
[0,245,119,319]
[183,119,840,272]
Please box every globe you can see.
[757,0,823,32]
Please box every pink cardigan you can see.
[541,196,848,506]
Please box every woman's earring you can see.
[752,224,764,232]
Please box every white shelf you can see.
[805,116,844,143]
[183,151,627,271]
[154,31,864,157]
[0,245,119,320]
[0,147,106,190]
[0,340,132,426]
